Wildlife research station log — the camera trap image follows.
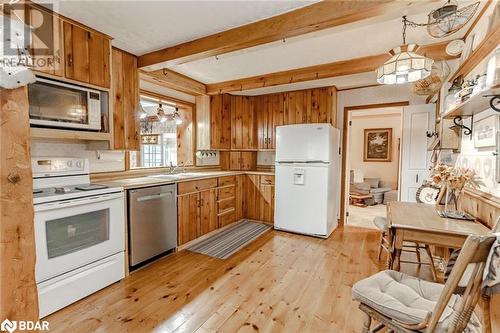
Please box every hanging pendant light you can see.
[156,103,168,123]
[173,107,183,125]
[426,0,480,38]
[376,16,434,85]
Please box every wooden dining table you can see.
[386,201,491,271]
[386,201,498,332]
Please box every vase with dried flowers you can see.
[429,163,484,218]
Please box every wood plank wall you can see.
[0,87,39,321]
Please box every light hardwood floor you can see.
[45,226,432,333]
[346,204,386,229]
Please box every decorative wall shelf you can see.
[30,127,112,142]
[449,23,500,83]
[442,85,500,119]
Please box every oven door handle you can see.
[35,192,123,211]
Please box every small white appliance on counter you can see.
[32,157,125,318]
[274,124,340,238]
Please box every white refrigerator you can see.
[274,123,340,238]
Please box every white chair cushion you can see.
[373,216,389,232]
[352,270,482,332]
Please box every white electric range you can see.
[32,157,125,318]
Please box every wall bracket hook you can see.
[450,116,472,136]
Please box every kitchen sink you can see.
[147,174,180,180]
[147,172,215,180]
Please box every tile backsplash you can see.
[257,151,275,166]
[31,141,125,173]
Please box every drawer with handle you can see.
[218,176,236,187]
[178,178,217,195]
[218,197,235,213]
[260,175,275,185]
[217,186,235,200]
[218,210,236,228]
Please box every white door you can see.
[274,163,329,236]
[400,104,435,202]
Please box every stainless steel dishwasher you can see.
[128,184,177,267]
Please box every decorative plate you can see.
[445,39,465,56]
[415,184,440,204]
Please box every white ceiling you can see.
[173,2,482,84]
[36,0,486,94]
[35,0,317,55]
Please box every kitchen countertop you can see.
[96,170,274,190]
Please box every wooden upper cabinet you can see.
[285,90,309,124]
[230,95,257,150]
[111,48,139,150]
[63,21,111,88]
[197,94,231,150]
[285,87,336,126]
[25,4,64,76]
[210,94,231,150]
[228,151,256,171]
[88,32,110,88]
[256,95,269,150]
[256,93,285,150]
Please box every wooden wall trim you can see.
[140,69,206,96]
[0,87,39,321]
[206,41,456,95]
[140,89,195,109]
[463,0,493,40]
[137,0,435,69]
[340,101,410,225]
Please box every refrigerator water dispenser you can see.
[293,168,305,185]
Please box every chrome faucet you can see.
[169,162,185,174]
[179,162,186,173]
[169,162,177,174]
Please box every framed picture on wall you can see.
[473,115,498,148]
[363,128,392,162]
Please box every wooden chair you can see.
[373,216,438,281]
[353,234,497,333]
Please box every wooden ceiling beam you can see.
[206,41,458,95]
[139,69,207,96]
[138,0,437,69]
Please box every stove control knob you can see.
[76,161,83,168]
[67,161,73,167]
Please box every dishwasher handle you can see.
[136,191,174,202]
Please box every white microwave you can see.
[28,78,102,131]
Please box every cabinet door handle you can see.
[67,54,73,67]
[416,174,419,183]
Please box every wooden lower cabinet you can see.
[177,177,244,245]
[177,175,274,245]
[200,189,217,235]
[177,192,200,245]
[243,174,275,224]
[177,188,217,246]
